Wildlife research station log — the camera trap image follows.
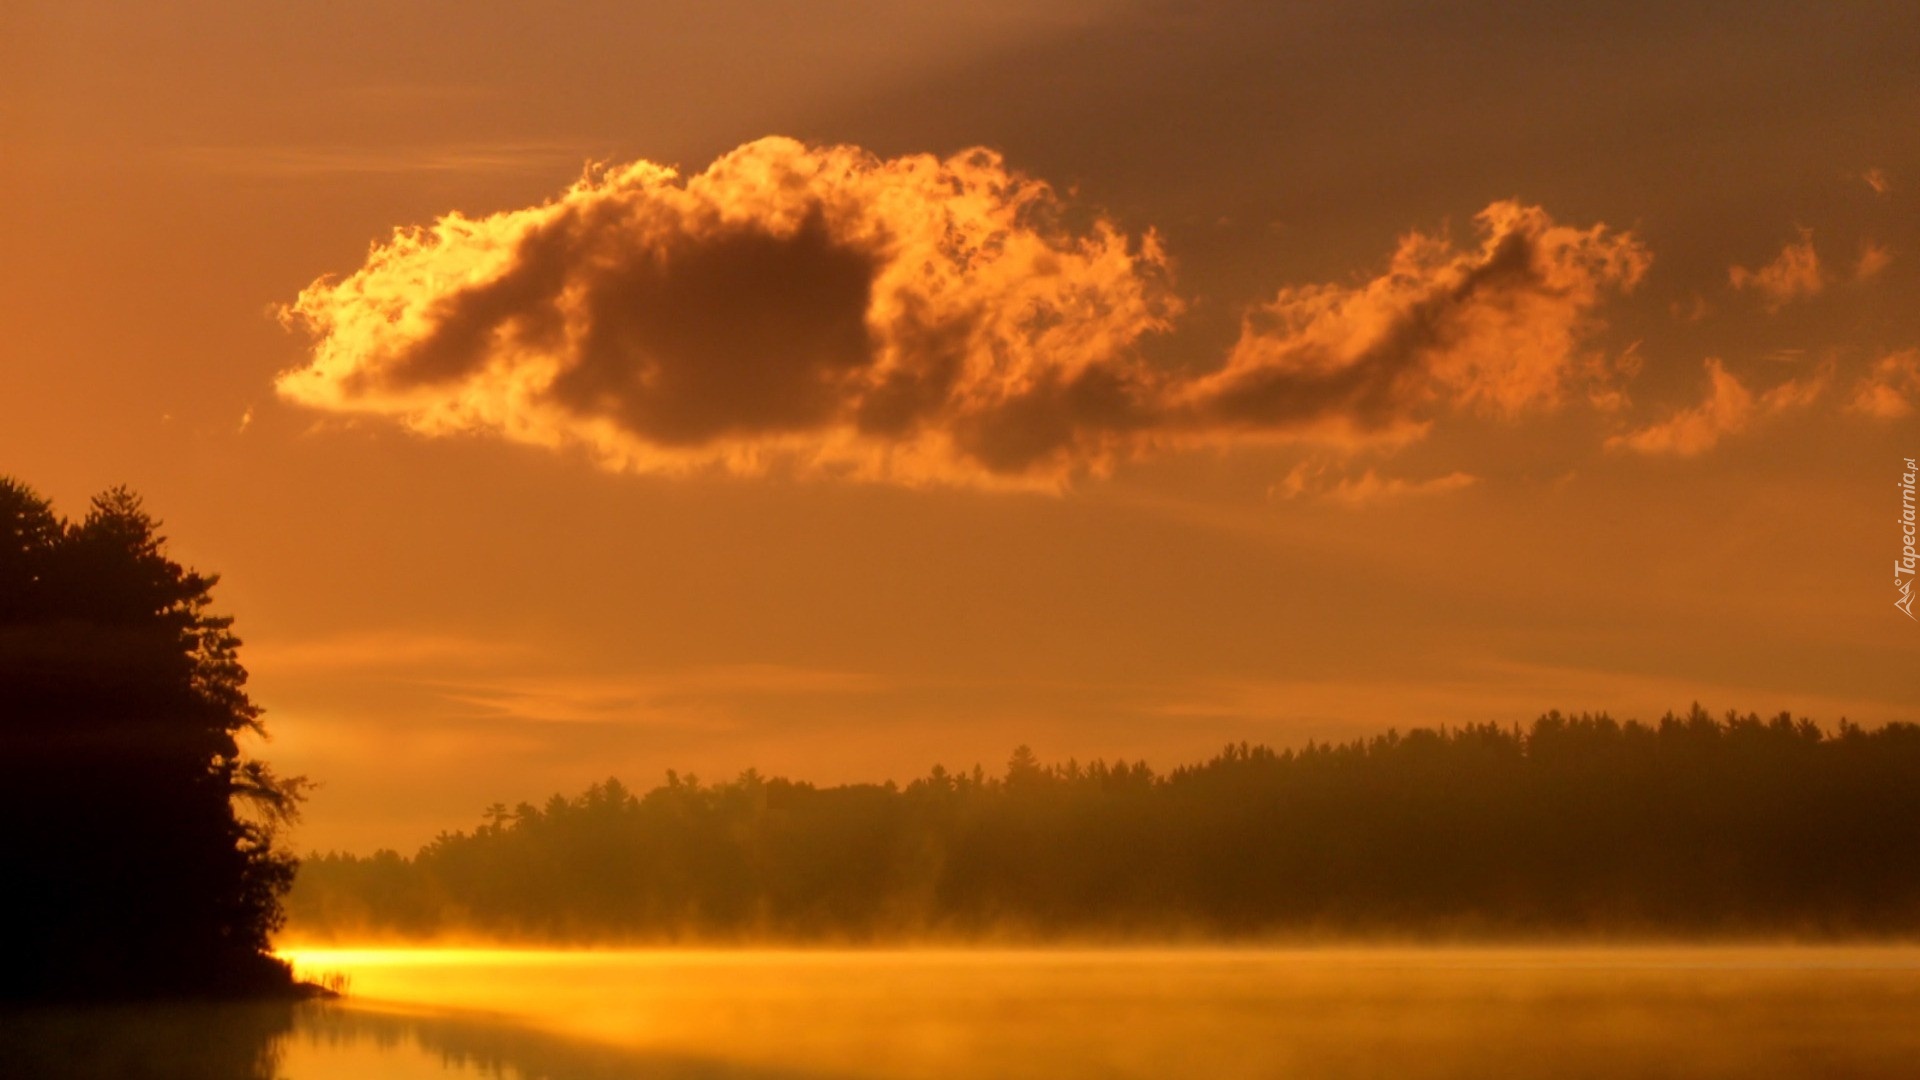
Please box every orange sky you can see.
[4,1,1917,852]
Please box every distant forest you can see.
[290,708,1920,941]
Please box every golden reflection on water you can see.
[272,945,1920,1080]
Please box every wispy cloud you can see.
[1606,357,1824,457]
[1272,461,1477,507]
[244,630,535,674]
[174,142,593,177]
[1849,348,1920,419]
[1729,228,1825,311]
[1855,239,1893,282]
[431,666,889,726]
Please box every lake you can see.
[6,947,1920,1078]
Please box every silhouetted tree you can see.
[0,478,306,1000]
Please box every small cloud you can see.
[237,406,255,434]
[1273,460,1478,506]
[1586,387,1632,413]
[1177,200,1649,451]
[1729,228,1825,311]
[1606,357,1823,457]
[1608,360,1750,456]
[1856,239,1893,281]
[1669,294,1711,323]
[433,666,887,726]
[1757,365,1828,412]
[1583,341,1643,413]
[1864,167,1894,196]
[1849,348,1920,419]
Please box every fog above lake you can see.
[13,946,1920,1078]
[259,946,1920,1079]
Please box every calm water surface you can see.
[7,947,1920,1078]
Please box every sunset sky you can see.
[5,0,1916,852]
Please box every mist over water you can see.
[10,946,1920,1077]
[224,947,1920,1077]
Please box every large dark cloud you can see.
[544,211,878,446]
[279,140,1647,487]
[280,138,1180,488]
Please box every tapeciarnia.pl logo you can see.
[1899,457,1917,620]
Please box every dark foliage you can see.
[293,709,1920,941]
[0,478,305,999]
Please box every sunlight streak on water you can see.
[262,945,1920,1079]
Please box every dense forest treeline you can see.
[290,707,1920,941]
